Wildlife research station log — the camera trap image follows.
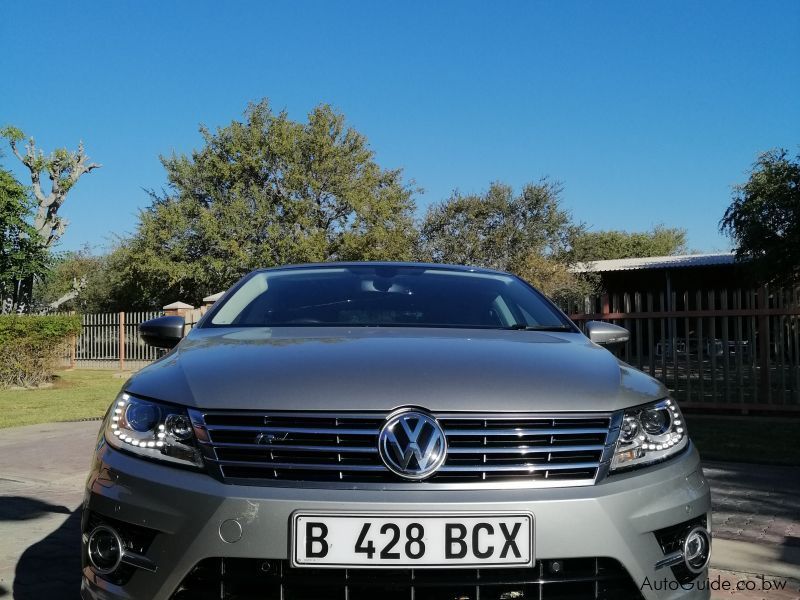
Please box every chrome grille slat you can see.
[444,428,609,436]
[204,425,379,435]
[194,409,614,487]
[440,461,601,472]
[447,444,605,454]
[201,442,376,453]
[206,459,387,472]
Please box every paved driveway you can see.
[1,421,799,599]
[0,421,98,599]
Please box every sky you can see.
[1,0,798,254]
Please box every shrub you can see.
[0,314,82,388]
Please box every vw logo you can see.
[378,409,447,480]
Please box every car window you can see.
[207,266,571,330]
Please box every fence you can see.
[61,286,800,412]
[562,285,800,412]
[63,312,164,370]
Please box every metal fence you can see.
[62,312,164,370]
[61,286,800,412]
[561,285,800,412]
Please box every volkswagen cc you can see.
[81,262,711,600]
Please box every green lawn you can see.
[685,413,800,466]
[0,369,125,429]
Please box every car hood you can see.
[125,327,668,413]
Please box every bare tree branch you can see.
[8,138,25,162]
[2,131,101,249]
[45,276,87,312]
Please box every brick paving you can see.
[0,422,799,599]
[705,461,800,550]
[704,462,800,599]
[710,570,800,599]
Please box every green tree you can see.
[0,166,49,313]
[114,100,419,308]
[33,246,117,313]
[515,252,594,303]
[420,180,581,269]
[720,149,800,285]
[569,225,688,263]
[420,181,591,301]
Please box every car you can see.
[81,262,712,600]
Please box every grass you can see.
[685,413,800,466]
[0,369,125,429]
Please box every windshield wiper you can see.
[506,324,574,331]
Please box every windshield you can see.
[206,265,574,330]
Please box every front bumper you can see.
[81,441,711,600]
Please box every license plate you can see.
[291,512,533,568]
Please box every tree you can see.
[420,181,591,301]
[420,180,581,270]
[515,252,594,303]
[33,246,115,313]
[1,126,100,309]
[569,225,688,263]
[115,100,419,308]
[0,166,49,313]
[1,127,101,248]
[721,149,800,285]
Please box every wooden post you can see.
[708,290,717,404]
[163,301,195,337]
[70,334,77,368]
[758,285,771,404]
[119,312,126,371]
[696,290,704,404]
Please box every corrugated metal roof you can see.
[572,252,736,273]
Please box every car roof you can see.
[253,261,512,277]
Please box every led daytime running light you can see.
[611,398,688,471]
[105,394,203,468]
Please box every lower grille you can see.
[654,515,708,584]
[170,557,643,600]
[82,511,158,586]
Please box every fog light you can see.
[87,525,123,574]
[682,526,711,573]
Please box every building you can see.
[572,252,741,304]
[567,253,799,412]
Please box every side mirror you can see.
[585,320,630,347]
[140,316,185,349]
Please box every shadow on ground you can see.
[5,498,82,600]
[0,496,71,521]
[704,461,800,552]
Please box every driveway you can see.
[1,421,799,599]
[0,421,98,599]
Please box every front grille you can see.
[193,411,616,487]
[171,557,643,600]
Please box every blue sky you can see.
[2,0,798,253]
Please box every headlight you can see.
[104,393,203,468]
[611,398,688,471]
